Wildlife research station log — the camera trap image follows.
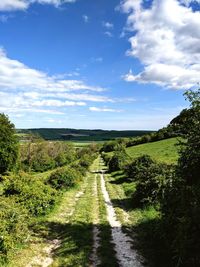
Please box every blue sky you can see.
[0,0,199,130]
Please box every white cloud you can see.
[89,107,122,112]
[120,0,200,89]
[104,31,113,37]
[0,48,104,92]
[0,0,76,11]
[0,48,113,116]
[102,21,114,29]
[82,14,89,23]
[32,99,86,107]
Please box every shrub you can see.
[124,155,154,181]
[124,155,174,206]
[3,173,57,216]
[0,197,29,262]
[47,167,82,190]
[70,162,87,176]
[101,152,112,165]
[79,155,92,169]
[108,149,129,172]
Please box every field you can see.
[126,137,181,164]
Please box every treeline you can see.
[0,114,98,264]
[101,106,192,153]
[102,89,200,266]
[18,128,152,141]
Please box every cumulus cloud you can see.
[120,0,200,89]
[0,0,76,11]
[89,107,122,112]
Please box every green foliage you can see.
[0,197,29,262]
[177,89,200,185]
[101,152,112,165]
[124,155,155,180]
[161,88,200,266]
[3,173,57,216]
[0,114,19,174]
[108,146,129,172]
[124,155,174,206]
[19,141,76,172]
[47,167,81,190]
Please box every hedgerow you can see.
[0,197,29,263]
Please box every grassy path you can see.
[8,157,144,267]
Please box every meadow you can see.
[126,137,181,164]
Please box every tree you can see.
[161,89,200,266]
[178,88,200,184]
[0,114,18,174]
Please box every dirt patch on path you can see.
[26,239,60,267]
[100,172,143,267]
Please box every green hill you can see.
[126,137,181,164]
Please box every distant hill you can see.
[17,128,154,141]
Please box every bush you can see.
[101,152,112,165]
[107,145,129,172]
[124,155,154,180]
[108,149,129,172]
[124,155,174,206]
[47,167,82,190]
[3,173,57,216]
[0,197,29,262]
[70,162,87,176]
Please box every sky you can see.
[0,0,199,130]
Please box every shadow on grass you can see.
[111,197,134,211]
[108,171,133,185]
[31,220,119,267]
[132,218,173,267]
[110,176,132,185]
[110,195,173,267]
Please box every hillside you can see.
[17,128,153,141]
[126,137,181,164]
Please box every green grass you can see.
[126,137,181,164]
